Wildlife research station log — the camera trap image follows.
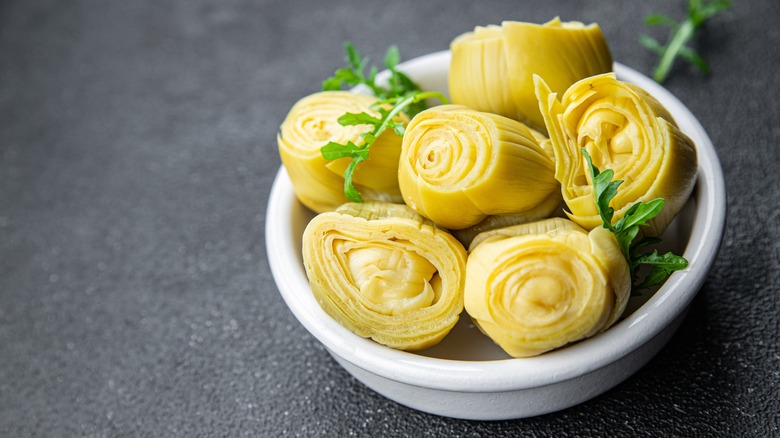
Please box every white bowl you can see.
[265,51,726,420]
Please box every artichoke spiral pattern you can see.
[302,202,467,350]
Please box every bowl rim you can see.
[266,50,726,393]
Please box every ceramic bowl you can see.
[265,51,726,420]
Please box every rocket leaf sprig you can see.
[322,42,428,118]
[639,0,731,83]
[320,43,447,202]
[582,148,688,292]
[321,91,448,202]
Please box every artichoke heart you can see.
[302,202,467,350]
[449,17,613,132]
[398,105,559,230]
[535,73,698,235]
[278,91,406,213]
[465,218,631,358]
[451,190,563,249]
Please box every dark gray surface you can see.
[1,0,778,436]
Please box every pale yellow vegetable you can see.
[465,218,631,358]
[302,202,467,351]
[451,190,563,248]
[452,125,563,246]
[449,17,613,132]
[535,73,698,235]
[398,105,559,230]
[278,91,405,213]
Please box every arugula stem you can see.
[321,43,447,202]
[581,148,688,292]
[323,90,449,203]
[653,19,694,83]
[643,0,730,83]
[369,91,449,145]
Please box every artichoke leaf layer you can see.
[449,17,613,132]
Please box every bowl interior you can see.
[266,51,725,391]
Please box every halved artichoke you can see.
[278,91,405,213]
[449,17,613,132]
[302,202,467,350]
[465,218,631,358]
[535,73,698,235]
[398,105,559,230]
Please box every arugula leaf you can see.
[640,0,731,83]
[345,43,363,71]
[322,42,426,118]
[321,141,370,161]
[320,42,444,202]
[613,199,665,234]
[581,148,689,291]
[337,112,383,128]
[634,250,689,289]
[582,147,621,226]
[384,45,400,71]
[342,157,367,203]
[323,91,449,202]
[320,141,370,203]
[321,43,382,95]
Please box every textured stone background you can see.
[1,0,778,436]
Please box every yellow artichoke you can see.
[535,73,698,235]
[398,105,559,230]
[449,17,613,132]
[451,191,563,249]
[302,202,467,350]
[278,91,405,213]
[465,218,631,358]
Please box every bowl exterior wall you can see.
[327,309,689,420]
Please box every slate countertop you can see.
[1,0,778,436]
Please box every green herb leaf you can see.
[691,0,731,24]
[639,35,665,55]
[384,45,400,70]
[641,0,731,83]
[614,198,665,232]
[596,171,621,225]
[337,112,382,128]
[582,148,620,227]
[634,250,689,289]
[322,43,382,96]
[321,91,449,203]
[320,43,445,202]
[320,141,369,161]
[334,67,361,84]
[391,122,405,137]
[322,42,424,114]
[631,236,663,252]
[321,76,343,91]
[345,42,363,71]
[645,14,678,28]
[581,148,689,292]
[368,66,378,85]
[678,46,711,74]
[629,236,663,263]
[342,158,366,203]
